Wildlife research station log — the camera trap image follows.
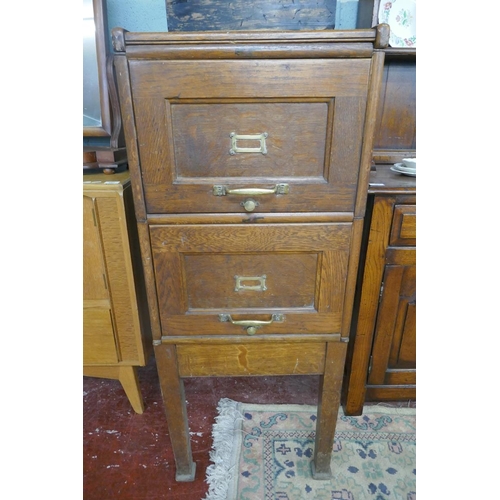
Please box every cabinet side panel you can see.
[97,195,142,363]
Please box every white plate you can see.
[379,0,416,48]
[393,162,416,172]
[391,164,416,177]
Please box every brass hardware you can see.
[212,184,289,196]
[241,199,258,212]
[229,132,268,155]
[234,275,267,292]
[219,313,285,335]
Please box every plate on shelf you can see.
[379,0,416,48]
[391,163,416,177]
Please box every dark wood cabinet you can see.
[343,165,416,415]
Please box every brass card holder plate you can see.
[229,132,268,155]
[234,275,267,292]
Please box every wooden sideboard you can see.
[83,171,151,413]
[343,165,416,415]
[112,26,389,481]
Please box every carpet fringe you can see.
[203,398,244,500]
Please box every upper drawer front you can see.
[390,204,416,246]
[150,222,352,336]
[129,58,371,214]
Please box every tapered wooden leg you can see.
[83,365,144,414]
[312,340,347,480]
[118,366,145,414]
[154,344,196,482]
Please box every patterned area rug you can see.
[203,399,416,500]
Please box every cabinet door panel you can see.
[367,264,416,385]
[150,223,352,336]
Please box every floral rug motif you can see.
[204,400,416,500]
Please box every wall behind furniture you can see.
[84,0,358,148]
[105,0,359,33]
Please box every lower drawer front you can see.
[150,223,352,337]
[177,342,326,377]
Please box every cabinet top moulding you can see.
[111,25,390,58]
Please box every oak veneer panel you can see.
[184,253,318,310]
[83,195,108,301]
[171,101,328,179]
[177,342,327,377]
[97,196,144,362]
[129,59,371,99]
[83,308,118,364]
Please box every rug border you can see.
[204,400,416,500]
[236,402,416,416]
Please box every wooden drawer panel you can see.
[171,101,328,180]
[150,223,352,336]
[83,308,118,364]
[177,342,327,377]
[389,204,416,246]
[130,58,371,214]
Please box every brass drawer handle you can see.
[212,184,289,196]
[218,313,285,335]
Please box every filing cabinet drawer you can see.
[389,204,416,246]
[129,58,372,214]
[150,223,352,337]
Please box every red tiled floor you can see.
[83,355,321,499]
[84,355,415,499]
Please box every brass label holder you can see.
[229,132,268,155]
[234,275,267,292]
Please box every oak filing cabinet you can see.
[112,25,389,480]
[83,172,151,413]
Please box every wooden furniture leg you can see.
[83,365,144,414]
[117,366,145,414]
[154,344,196,481]
[312,341,347,479]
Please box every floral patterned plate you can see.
[379,0,416,48]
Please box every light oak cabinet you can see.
[83,172,151,413]
[113,26,389,480]
[343,165,416,415]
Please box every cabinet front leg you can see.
[118,366,144,414]
[312,341,347,480]
[154,344,196,482]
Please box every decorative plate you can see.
[378,0,416,48]
[390,164,416,177]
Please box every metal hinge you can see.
[92,208,97,227]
